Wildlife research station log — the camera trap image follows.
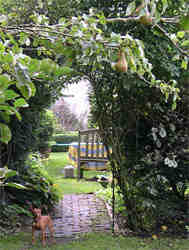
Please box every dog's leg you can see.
[41,229,46,247]
[48,218,55,244]
[32,226,35,245]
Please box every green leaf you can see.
[28,59,40,73]
[14,98,29,108]
[0,104,13,112]
[3,53,13,64]
[0,112,10,123]
[181,60,188,70]
[4,90,19,100]
[9,107,22,120]
[161,0,168,13]
[179,15,189,31]
[0,105,22,120]
[172,102,177,110]
[18,81,36,99]
[0,42,5,52]
[4,183,28,189]
[0,74,11,89]
[60,66,73,75]
[0,122,11,143]
[177,31,185,38]
[126,1,136,16]
[40,59,52,73]
[4,168,17,179]
[181,40,189,47]
[55,66,73,76]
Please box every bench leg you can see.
[77,164,84,180]
[77,168,84,179]
[80,169,84,179]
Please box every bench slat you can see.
[77,129,109,179]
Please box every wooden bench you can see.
[77,129,109,179]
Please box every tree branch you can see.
[106,16,179,24]
[155,24,189,57]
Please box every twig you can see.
[155,24,188,57]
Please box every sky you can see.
[62,80,90,127]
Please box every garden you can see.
[1,151,189,249]
[0,0,189,249]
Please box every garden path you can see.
[50,194,112,241]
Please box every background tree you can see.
[52,96,89,131]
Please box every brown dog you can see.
[30,206,55,246]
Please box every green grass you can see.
[44,152,107,195]
[0,232,188,250]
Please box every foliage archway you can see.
[0,0,188,232]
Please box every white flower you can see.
[159,127,167,138]
[172,160,178,168]
[169,123,176,132]
[156,139,162,148]
[152,127,158,133]
[164,157,177,168]
[152,133,157,141]
[164,157,170,165]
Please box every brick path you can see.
[51,194,112,240]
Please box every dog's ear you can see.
[27,201,35,215]
[42,204,48,214]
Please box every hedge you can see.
[53,133,78,144]
[51,144,70,152]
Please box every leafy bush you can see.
[0,204,28,237]
[53,132,78,144]
[51,144,70,152]
[35,110,54,153]
[97,185,156,232]
[5,154,61,211]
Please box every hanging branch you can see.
[155,24,189,57]
[106,16,179,24]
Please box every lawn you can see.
[44,152,108,195]
[1,152,188,250]
[0,232,188,250]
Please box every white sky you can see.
[63,80,90,125]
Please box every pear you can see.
[139,14,153,25]
[114,50,128,73]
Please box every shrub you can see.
[5,154,61,211]
[51,144,70,152]
[0,204,30,237]
[35,110,54,153]
[53,132,78,144]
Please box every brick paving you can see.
[51,194,112,240]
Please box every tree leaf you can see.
[4,89,19,100]
[4,168,17,179]
[181,40,189,47]
[14,98,29,108]
[177,31,185,39]
[126,1,136,16]
[4,183,28,189]
[0,122,11,143]
[0,74,11,89]
[161,0,168,14]
[179,15,189,31]
[181,60,188,70]
[19,82,36,99]
[0,104,13,112]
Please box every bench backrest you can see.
[77,129,108,179]
[78,129,107,161]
